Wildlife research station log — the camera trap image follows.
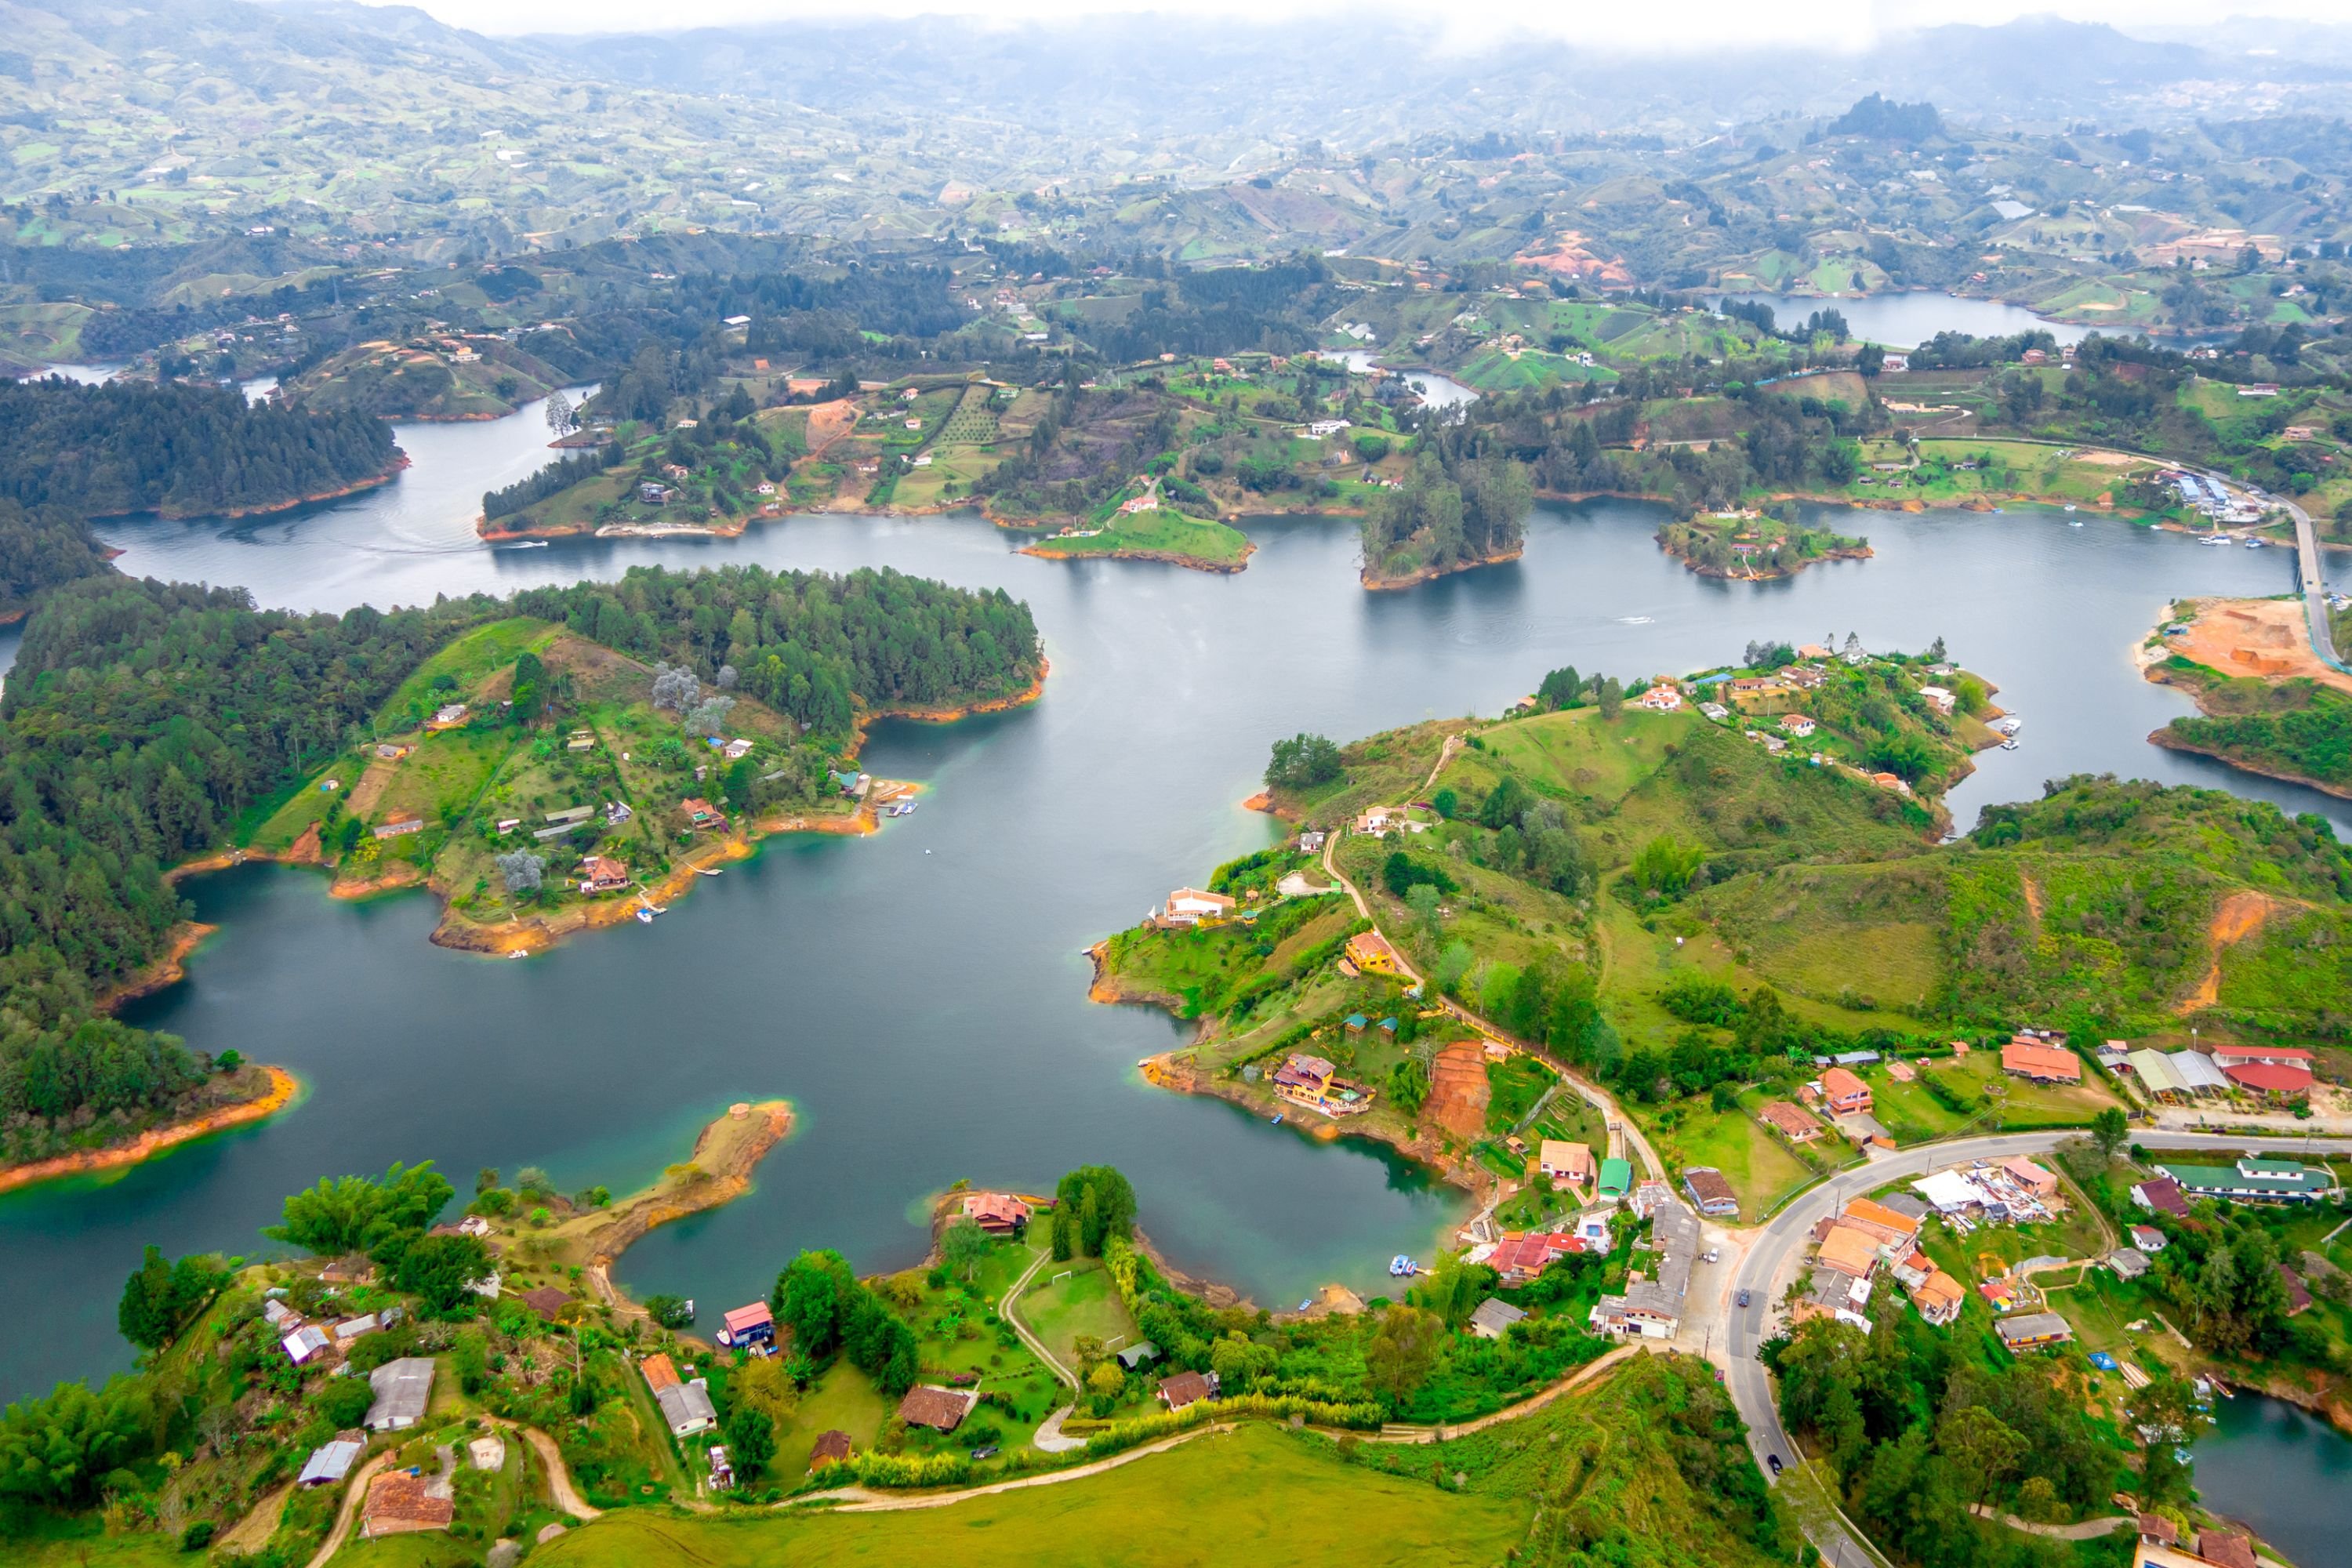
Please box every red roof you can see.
[641,1353,681,1392]
[2214,1046,2313,1064]
[2136,1178,2190,1218]
[2002,1040,2082,1081]
[2224,1062,2314,1094]
[722,1302,773,1334]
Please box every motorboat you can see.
[635,907,655,924]
[2001,739,2019,751]
[1388,1255,1420,1277]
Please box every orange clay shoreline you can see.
[0,1065,299,1197]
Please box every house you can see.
[898,1385,980,1431]
[1869,771,1907,793]
[1163,887,1236,924]
[2129,1225,2167,1252]
[1840,1198,1922,1249]
[1780,714,1817,738]
[373,814,425,840]
[2132,1178,2192,1218]
[1589,1198,1697,1339]
[298,1437,365,1487]
[1759,1101,1824,1142]
[2222,1061,2314,1100]
[1633,684,1682,712]
[2002,1156,2059,1200]
[365,1359,435,1431]
[1599,1156,1634,1200]
[717,1301,775,1349]
[1468,1298,1528,1339]
[1115,1342,1159,1370]
[518,1287,572,1321]
[2107,1248,2151,1281]
[654,1376,718,1438]
[263,1298,302,1330]
[1157,1370,1218,1411]
[706,1444,734,1491]
[1794,1266,1875,1331]
[428,702,470,729]
[332,1315,380,1342]
[1271,1053,1373,1116]
[1699,701,1730,722]
[567,730,596,751]
[722,737,754,761]
[578,856,630,895]
[1917,685,1957,716]
[681,797,728,831]
[959,1191,1032,1234]
[1540,1140,1595,1191]
[2156,1157,2335,1204]
[2198,1533,2259,1568]
[361,1470,453,1538]
[1890,1247,1933,1290]
[1682,1167,1739,1218]
[1912,1270,1965,1327]
[808,1430,854,1471]
[1486,1232,1584,1285]
[1820,1066,1871,1114]
[639,481,673,503]
[1344,931,1403,975]
[283,1325,332,1365]
[2002,1038,2083,1083]
[2209,1044,2317,1069]
[1817,1224,1882,1279]
[2278,1265,2313,1317]
[1994,1312,2074,1351]
[2138,1513,2180,1549]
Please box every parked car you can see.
[1767,1454,1783,1476]
[970,1444,999,1461]
[1734,1288,1752,1308]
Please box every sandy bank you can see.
[0,1065,299,1196]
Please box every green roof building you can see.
[1599,1156,1635,1199]
[2154,1157,2336,1204]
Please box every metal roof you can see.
[365,1357,435,1430]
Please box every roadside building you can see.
[1156,1371,1218,1412]
[1598,1156,1634,1200]
[1820,1066,1871,1114]
[2128,1048,2189,1102]
[2155,1156,2335,1204]
[1540,1139,1596,1192]
[1758,1101,1824,1143]
[361,1471,452,1539]
[1817,1224,1882,1280]
[2002,1037,2083,1083]
[2221,1061,2315,1101]
[1682,1167,1739,1218]
[1344,931,1403,975]
[1911,1270,1965,1327]
[2002,1156,2059,1200]
[1589,1198,1697,1339]
[1839,1198,1923,1250]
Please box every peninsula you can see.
[2143,594,2352,799]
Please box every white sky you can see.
[366,0,2352,43]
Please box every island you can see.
[0,1061,297,1196]
[1653,506,1870,579]
[2143,595,2352,798]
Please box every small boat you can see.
[501,539,550,550]
[1389,1255,1419,1278]
[2244,537,2263,548]
[696,868,723,877]
[1270,1113,1284,1126]
[2063,504,2078,513]
[2199,533,2232,546]
[634,907,655,924]
[2001,739,2019,751]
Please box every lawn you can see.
[1016,1256,1140,1373]
[774,1362,892,1483]
[376,618,557,729]
[535,1423,1533,1567]
[1650,1091,1824,1218]
[1036,507,1253,566]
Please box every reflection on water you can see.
[1712,291,2093,349]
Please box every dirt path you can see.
[516,1425,602,1520]
[1418,733,1464,797]
[302,1452,387,1568]
[795,1423,1238,1513]
[220,1480,292,1555]
[2181,888,2276,1013]
[997,1245,1088,1454]
[1367,1342,1641,1443]
[1969,1504,2132,1540]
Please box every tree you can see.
[724,1396,777,1483]
[684,695,735,739]
[1405,882,1442,942]
[1937,1403,2027,1508]
[495,851,545,895]
[1265,732,1342,790]
[643,1294,695,1330]
[940,1218,992,1283]
[510,650,546,725]
[117,1247,228,1352]
[1363,1305,1443,1405]
[1054,1167,1137,1256]
[390,1232,492,1314]
[1595,676,1624,719]
[544,390,575,437]
[0,1379,150,1505]
[267,1161,452,1257]
[1536,666,1584,710]
[2089,1106,2129,1162]
[651,662,701,715]
[773,1250,858,1360]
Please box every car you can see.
[1702,1249,1719,1264]
[970,1444,999,1461]
[1734,1288,1752,1308]
[1767,1454,1783,1476]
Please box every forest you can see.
[0,379,401,519]
[0,564,1042,1166]
[0,497,114,620]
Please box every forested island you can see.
[0,564,1042,1181]
[0,377,404,519]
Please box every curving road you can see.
[1718,1128,2352,1566]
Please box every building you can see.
[808,1430,854,1472]
[1115,1342,1159,1370]
[282,1325,332,1365]
[1162,886,1236,924]
[1468,1298,1528,1339]
[2198,1534,2259,1568]
[362,1471,453,1539]
[681,797,728,831]
[2129,1224,2167,1252]
[1912,1270,1965,1327]
[578,856,630,895]
[717,1301,775,1349]
[1633,684,1683,711]
[1820,1066,1871,1114]
[1345,931,1403,975]
[653,1375,717,1438]
[2107,1248,2151,1281]
[1270,1052,1374,1116]
[1839,1198,1923,1249]
[1156,1370,1218,1411]
[2209,1044,2317,1069]
[1994,1312,2074,1352]
[1780,714,1817,738]
[1539,1140,1595,1191]
[1599,1156,1634,1200]
[960,1191,1033,1234]
[2222,1061,2315,1101]
[2002,1156,2059,1200]
[1918,685,1956,716]
[1590,1199,1697,1339]
[898,1385,980,1432]
[2155,1156,2335,1204]
[1817,1224,1882,1280]
[2128,1048,2190,1102]
[373,814,425,840]
[298,1437,365,1486]
[1758,1101,1824,1143]
[333,1315,380,1343]
[1485,1231,1585,1285]
[1682,1167,1739,1218]
[518,1287,572,1322]
[365,1359,435,1432]
[427,702,470,730]
[2002,1038,2083,1083]
[1795,1266,1875,1331]
[2132,1178,2191,1218]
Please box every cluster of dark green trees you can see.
[0,379,398,519]
[0,497,113,619]
[771,1250,920,1396]
[1359,448,1531,575]
[482,442,622,520]
[509,565,1042,738]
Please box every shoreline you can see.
[0,1065,299,1197]
[83,454,414,524]
[1361,543,1523,592]
[1022,539,1254,574]
[2137,604,2352,800]
[1656,536,1874,581]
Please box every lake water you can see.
[1711,291,2093,350]
[2193,1392,2352,1568]
[2,400,2345,1427]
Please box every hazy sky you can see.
[366,0,2352,42]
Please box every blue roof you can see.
[1690,673,1733,686]
[1378,1017,1398,1031]
[1344,1014,1368,1027]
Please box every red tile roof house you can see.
[680,797,728,831]
[2198,1530,2259,1568]
[362,1471,454,1538]
[1820,1067,1871,1115]
[1758,1101,1824,1143]
[1486,1232,1585,1286]
[897,1385,979,1432]
[1156,1370,1218,1411]
[959,1191,1033,1235]
[577,856,630,895]
[2001,1038,2083,1083]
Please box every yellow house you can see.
[1345,931,1403,975]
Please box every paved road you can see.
[2280,488,2344,671]
[1719,1128,2352,1566]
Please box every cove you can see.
[1711,290,2093,349]
[2191,1391,2352,1568]
[2,430,2345,1403]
